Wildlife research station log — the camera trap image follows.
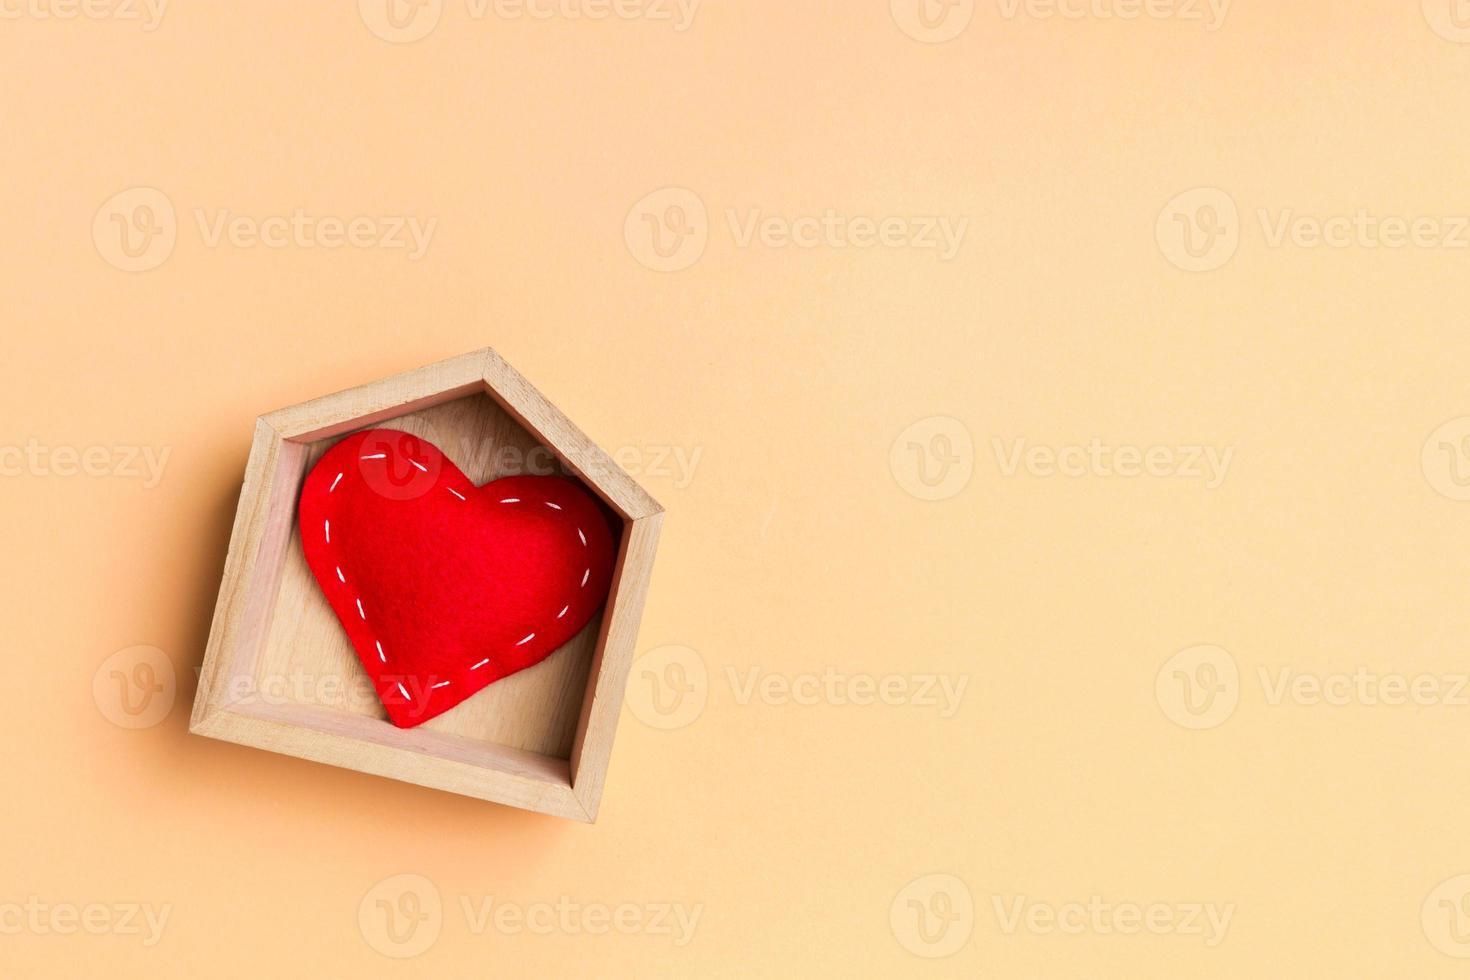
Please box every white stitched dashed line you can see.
[396,682,410,701]
[361,453,387,460]
[376,640,386,663]
[410,460,428,473]
[336,566,346,583]
[545,501,562,510]
[324,520,331,543]
[516,633,535,646]
[577,528,586,547]
[471,658,490,670]
[356,598,366,620]
[447,488,466,501]
[500,498,520,504]
[581,568,589,587]
[557,605,569,619]
[330,472,343,492]
[431,680,450,690]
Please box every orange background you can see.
[6,1,1470,976]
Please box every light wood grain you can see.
[195,703,586,819]
[260,349,488,442]
[191,349,664,821]
[192,421,306,729]
[570,511,663,817]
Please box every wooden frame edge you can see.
[195,705,590,822]
[477,348,665,522]
[192,348,665,823]
[568,510,664,821]
[261,350,488,441]
[258,348,666,519]
[190,418,284,731]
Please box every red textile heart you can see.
[298,429,617,728]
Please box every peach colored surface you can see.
[6,1,1470,976]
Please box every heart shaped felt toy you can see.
[298,429,617,728]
